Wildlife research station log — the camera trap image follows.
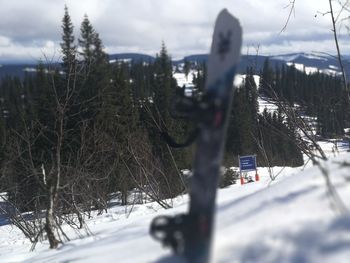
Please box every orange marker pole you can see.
[255,172,260,181]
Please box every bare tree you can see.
[281,0,296,33]
[328,0,348,95]
[123,131,173,209]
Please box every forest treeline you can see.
[260,58,349,137]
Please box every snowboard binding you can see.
[150,213,211,257]
[150,214,190,254]
[160,90,228,149]
[171,89,227,128]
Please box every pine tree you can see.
[92,32,108,65]
[153,42,173,129]
[257,108,303,167]
[146,43,188,197]
[79,14,95,68]
[1,76,24,130]
[192,63,206,94]
[60,5,77,75]
[274,66,282,97]
[245,67,259,123]
[183,59,191,80]
[226,70,259,162]
[94,62,137,205]
[259,58,274,97]
[285,64,296,105]
[76,14,110,125]
[130,62,152,100]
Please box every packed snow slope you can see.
[0,149,349,263]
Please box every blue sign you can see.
[239,155,256,172]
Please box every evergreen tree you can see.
[245,68,259,123]
[153,42,173,128]
[259,58,274,96]
[130,62,152,100]
[226,70,258,162]
[147,43,188,197]
[183,59,191,80]
[257,108,303,167]
[92,32,108,65]
[192,63,206,94]
[284,64,296,105]
[1,76,24,130]
[60,5,77,75]
[95,62,138,205]
[78,16,110,121]
[79,14,95,69]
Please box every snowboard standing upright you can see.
[151,9,242,263]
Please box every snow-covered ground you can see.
[173,71,195,89]
[233,74,260,88]
[1,71,349,263]
[0,149,349,263]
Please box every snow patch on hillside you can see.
[214,153,350,263]
[173,71,195,88]
[321,68,342,76]
[234,74,260,87]
[271,54,300,62]
[302,53,328,61]
[272,53,329,62]
[329,65,339,70]
[23,67,37,72]
[1,151,349,263]
[258,97,278,114]
[287,62,319,74]
[285,62,342,76]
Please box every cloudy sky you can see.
[0,0,349,63]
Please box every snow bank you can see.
[0,151,349,263]
[214,153,350,263]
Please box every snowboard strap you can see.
[160,128,199,148]
[161,90,226,148]
[150,214,191,254]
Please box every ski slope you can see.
[0,149,349,263]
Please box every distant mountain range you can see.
[176,52,350,76]
[1,52,349,79]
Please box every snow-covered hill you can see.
[2,52,349,79]
[174,52,350,77]
[271,52,345,76]
[0,149,349,263]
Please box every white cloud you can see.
[0,38,60,63]
[0,0,348,62]
[0,36,11,47]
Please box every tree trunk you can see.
[45,112,63,249]
[45,185,59,248]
